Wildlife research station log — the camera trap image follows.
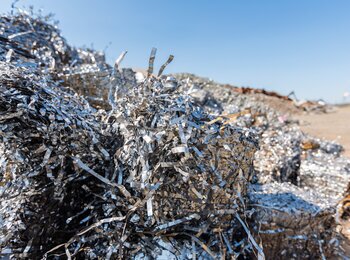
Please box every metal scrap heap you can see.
[0,61,111,257]
[1,8,350,260]
[176,74,350,258]
[104,53,260,258]
[0,10,263,259]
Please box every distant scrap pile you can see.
[230,87,330,113]
[1,8,350,260]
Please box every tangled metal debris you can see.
[0,7,350,260]
[175,74,350,258]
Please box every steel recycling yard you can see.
[0,5,350,260]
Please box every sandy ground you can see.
[296,105,350,157]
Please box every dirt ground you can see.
[295,105,350,157]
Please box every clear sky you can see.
[1,0,350,103]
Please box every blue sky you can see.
[1,0,350,103]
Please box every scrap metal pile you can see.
[176,74,350,258]
[0,8,350,259]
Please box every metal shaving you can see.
[1,7,350,260]
[175,73,350,258]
